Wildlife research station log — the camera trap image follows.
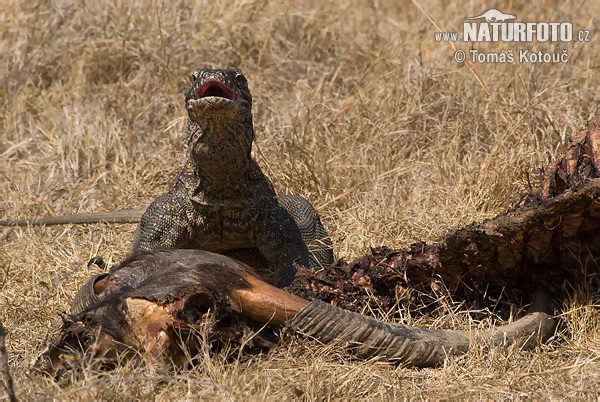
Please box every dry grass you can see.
[1,0,600,398]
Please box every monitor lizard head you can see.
[185,68,252,118]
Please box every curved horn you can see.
[286,288,556,367]
[70,274,108,315]
[230,270,309,326]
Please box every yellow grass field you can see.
[1,0,599,398]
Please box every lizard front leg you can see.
[256,204,310,288]
[277,194,334,270]
[131,193,192,253]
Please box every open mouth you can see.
[186,80,251,118]
[190,81,250,106]
[192,81,236,100]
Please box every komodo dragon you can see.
[2,69,333,287]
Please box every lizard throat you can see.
[186,118,255,198]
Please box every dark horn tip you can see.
[87,256,108,270]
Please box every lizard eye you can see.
[234,73,247,86]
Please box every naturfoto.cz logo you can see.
[436,8,591,64]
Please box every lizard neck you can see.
[185,114,255,204]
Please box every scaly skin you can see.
[131,69,332,287]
